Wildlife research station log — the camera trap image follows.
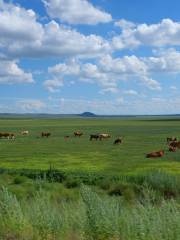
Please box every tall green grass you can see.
[0,184,179,240]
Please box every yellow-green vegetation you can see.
[0,117,179,174]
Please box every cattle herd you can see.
[0,130,179,158]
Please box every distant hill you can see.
[79,112,96,117]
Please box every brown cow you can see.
[113,138,122,145]
[169,146,177,152]
[74,131,83,137]
[0,132,15,139]
[41,132,51,138]
[146,150,164,158]
[169,141,180,149]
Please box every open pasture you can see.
[0,117,179,175]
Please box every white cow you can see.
[99,133,111,140]
[21,130,29,136]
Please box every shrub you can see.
[108,182,136,201]
[13,175,28,185]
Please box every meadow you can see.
[0,117,180,240]
[0,117,179,175]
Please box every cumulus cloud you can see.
[43,47,180,93]
[48,58,80,76]
[43,0,112,25]
[44,58,118,92]
[44,77,64,92]
[113,18,180,49]
[98,55,161,90]
[144,48,180,73]
[44,54,164,92]
[0,59,34,84]
[0,0,43,43]
[0,1,111,59]
[10,21,111,58]
[1,0,180,115]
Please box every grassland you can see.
[0,117,179,175]
[0,117,180,239]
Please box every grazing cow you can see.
[21,130,29,136]
[113,138,122,145]
[169,141,180,149]
[99,133,111,140]
[74,131,83,137]
[146,150,164,158]
[167,137,177,143]
[0,132,15,139]
[41,132,51,138]
[90,134,99,141]
[169,146,177,152]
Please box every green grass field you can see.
[0,117,179,175]
[0,117,180,239]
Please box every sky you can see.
[0,0,180,115]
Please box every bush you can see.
[108,182,136,201]
[13,176,28,185]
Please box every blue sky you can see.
[0,0,180,114]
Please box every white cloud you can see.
[16,99,46,112]
[0,59,34,84]
[113,18,180,49]
[45,59,118,92]
[144,48,180,73]
[43,0,112,25]
[140,76,161,91]
[99,87,118,94]
[114,19,136,29]
[99,54,147,75]
[0,1,111,59]
[123,90,138,95]
[7,20,111,58]
[44,54,164,92]
[98,54,161,90]
[44,78,64,92]
[80,63,116,87]
[48,58,80,76]
[0,0,43,43]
